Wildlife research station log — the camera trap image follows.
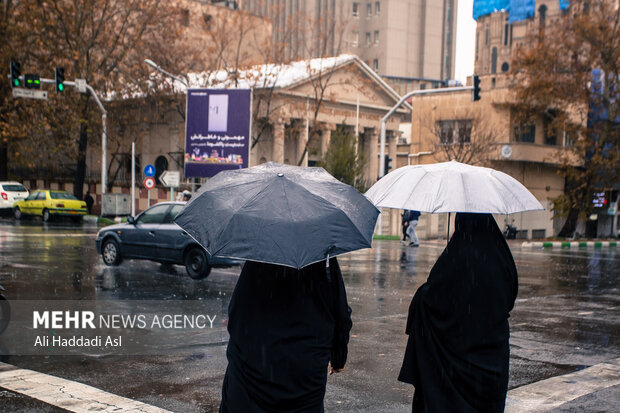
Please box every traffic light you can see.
[55,67,65,92]
[10,60,21,87]
[384,155,393,174]
[24,74,41,89]
[472,75,481,101]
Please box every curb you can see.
[521,241,617,248]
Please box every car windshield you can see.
[2,184,27,192]
[50,192,78,200]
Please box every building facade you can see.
[238,0,458,86]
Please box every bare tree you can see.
[430,111,498,166]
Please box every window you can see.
[491,47,498,74]
[485,26,489,45]
[538,4,547,29]
[373,59,379,71]
[367,3,372,17]
[1,184,27,192]
[138,204,171,225]
[436,120,472,144]
[544,124,558,145]
[374,30,379,44]
[504,19,511,46]
[366,32,371,46]
[352,31,359,47]
[164,204,185,223]
[352,2,359,17]
[475,32,479,61]
[375,1,381,15]
[50,192,77,200]
[26,192,38,201]
[36,192,47,200]
[514,125,536,143]
[181,9,189,27]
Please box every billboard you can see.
[185,89,251,178]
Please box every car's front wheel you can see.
[102,239,122,266]
[14,207,22,220]
[185,247,211,280]
[42,209,51,222]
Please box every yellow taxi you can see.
[14,190,87,222]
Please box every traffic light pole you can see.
[376,85,473,235]
[9,75,108,196]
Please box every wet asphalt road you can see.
[0,219,618,412]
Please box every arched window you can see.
[491,47,498,74]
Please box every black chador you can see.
[220,258,352,413]
[399,213,518,413]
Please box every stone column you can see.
[320,124,335,158]
[296,121,308,167]
[272,122,285,164]
[368,128,379,181]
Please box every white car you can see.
[0,181,29,213]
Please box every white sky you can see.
[454,0,476,84]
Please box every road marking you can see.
[0,362,172,413]
[505,357,620,412]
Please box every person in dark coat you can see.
[398,213,518,413]
[220,258,353,413]
[83,192,94,215]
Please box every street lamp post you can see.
[144,59,188,88]
[376,86,474,235]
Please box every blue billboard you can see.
[184,89,251,178]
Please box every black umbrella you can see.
[174,162,379,269]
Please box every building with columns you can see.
[78,55,410,226]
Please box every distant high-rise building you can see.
[239,0,458,92]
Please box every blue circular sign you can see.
[144,164,155,177]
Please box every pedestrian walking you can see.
[219,258,352,413]
[398,213,518,412]
[402,210,411,244]
[406,210,420,247]
[83,191,94,215]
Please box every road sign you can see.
[143,177,156,190]
[12,88,48,100]
[159,171,180,187]
[144,164,155,177]
[75,78,87,93]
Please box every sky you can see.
[454,0,476,84]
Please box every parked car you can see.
[0,181,29,214]
[95,202,241,279]
[13,189,87,222]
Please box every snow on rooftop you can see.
[183,54,357,91]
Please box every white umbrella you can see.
[365,160,544,214]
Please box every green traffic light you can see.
[58,84,64,91]
[13,79,19,87]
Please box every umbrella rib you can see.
[401,170,430,211]
[312,183,375,246]
[491,172,543,213]
[208,178,276,257]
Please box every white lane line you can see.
[505,357,620,412]
[0,362,172,413]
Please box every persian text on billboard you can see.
[185,89,251,178]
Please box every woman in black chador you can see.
[220,258,352,413]
[398,213,518,413]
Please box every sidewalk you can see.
[1,357,619,412]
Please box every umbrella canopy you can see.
[174,162,379,269]
[365,160,544,214]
